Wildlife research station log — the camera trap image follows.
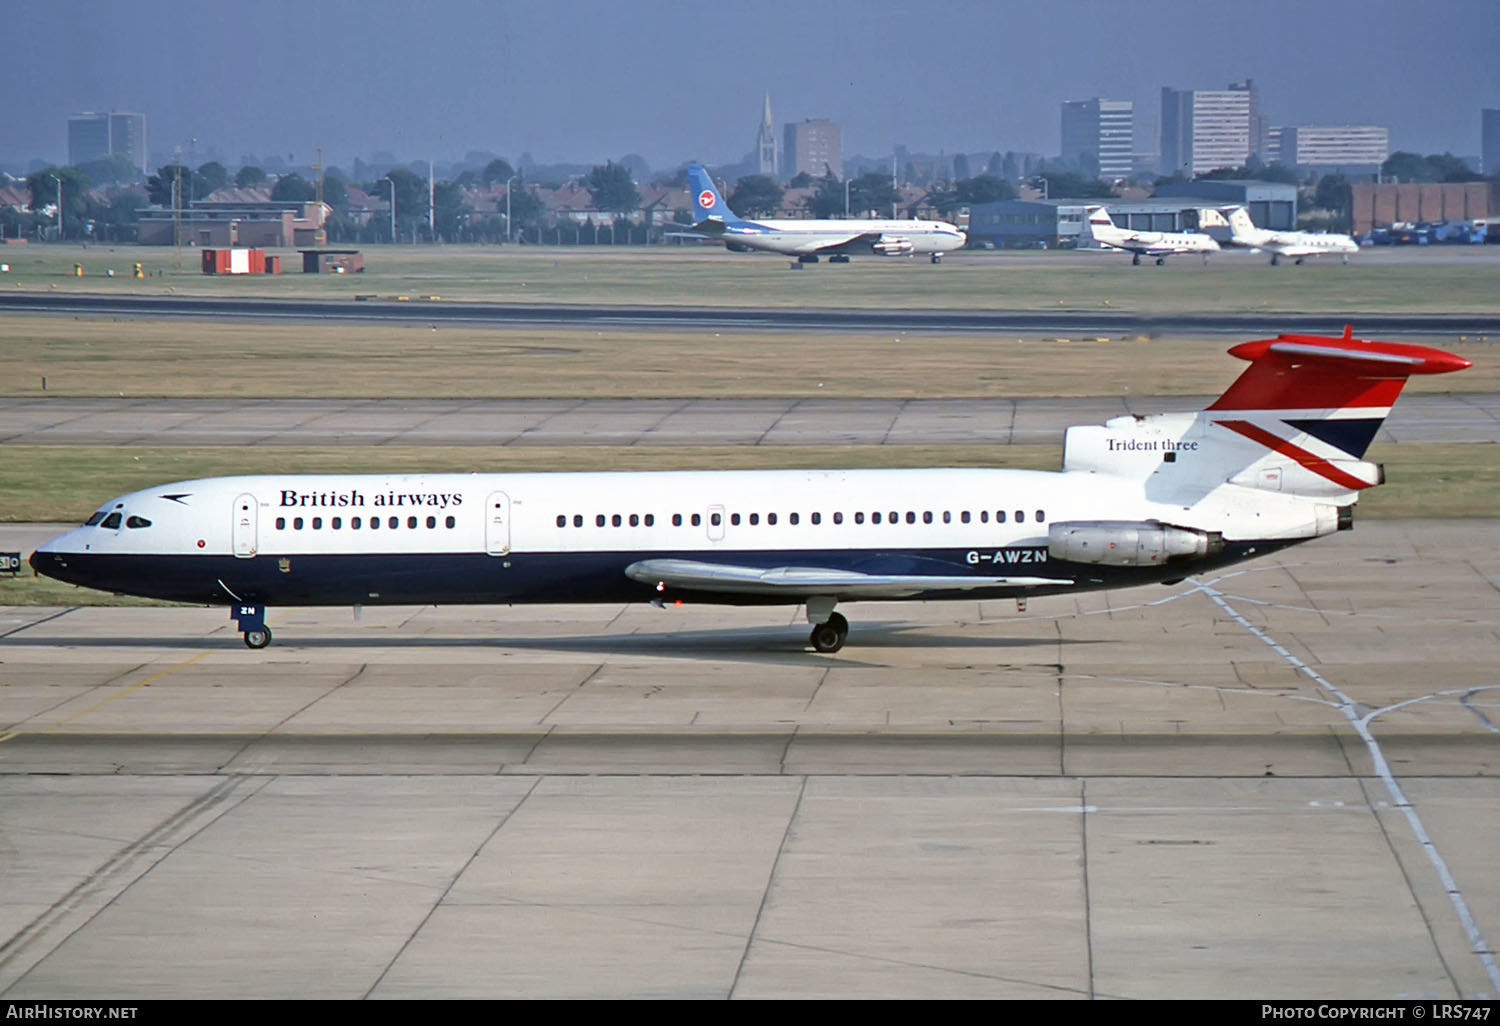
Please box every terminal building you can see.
[137,197,329,247]
[966,181,1295,249]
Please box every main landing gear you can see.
[805,597,848,653]
[931,253,942,264]
[231,604,273,649]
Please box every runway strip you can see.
[3,291,1498,336]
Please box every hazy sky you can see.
[5,0,1497,172]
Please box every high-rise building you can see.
[67,111,148,176]
[783,119,841,179]
[1279,125,1389,172]
[756,94,778,177]
[1159,82,1254,177]
[1483,109,1500,176]
[1060,98,1134,179]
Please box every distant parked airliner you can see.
[680,163,966,264]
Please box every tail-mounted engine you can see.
[1048,520,1224,567]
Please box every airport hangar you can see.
[966,180,1296,249]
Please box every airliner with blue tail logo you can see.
[682,163,966,263]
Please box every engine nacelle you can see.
[1048,520,1223,566]
[873,237,914,256]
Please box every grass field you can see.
[4,315,1497,399]
[4,242,1500,314]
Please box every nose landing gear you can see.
[231,604,273,649]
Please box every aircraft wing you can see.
[625,558,1068,599]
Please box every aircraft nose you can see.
[28,548,60,577]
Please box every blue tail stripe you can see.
[1284,418,1383,458]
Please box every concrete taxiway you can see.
[1,519,1497,999]
[2,392,1495,447]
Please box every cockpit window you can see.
[100,512,123,529]
[125,516,153,529]
[85,512,107,526]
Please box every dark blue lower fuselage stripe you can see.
[31,542,1287,608]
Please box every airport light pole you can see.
[506,174,519,242]
[844,177,851,218]
[386,178,396,243]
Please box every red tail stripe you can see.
[1216,420,1376,491]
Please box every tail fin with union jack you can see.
[1203,325,1470,496]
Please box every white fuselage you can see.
[720,218,966,256]
[1222,208,1358,260]
[1087,219,1220,257]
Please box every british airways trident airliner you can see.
[30,329,1468,652]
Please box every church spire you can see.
[756,93,778,177]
